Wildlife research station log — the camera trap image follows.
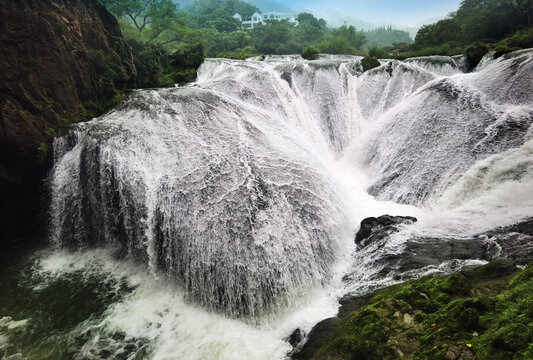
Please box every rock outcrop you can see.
[0,0,135,239]
[355,214,418,247]
[292,260,533,360]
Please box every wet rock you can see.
[287,328,305,348]
[445,343,474,360]
[461,260,518,283]
[291,317,342,359]
[486,219,533,265]
[376,237,491,277]
[355,214,417,247]
[286,328,305,348]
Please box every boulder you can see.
[355,214,418,247]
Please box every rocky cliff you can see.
[0,0,135,240]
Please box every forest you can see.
[99,0,533,82]
[100,0,387,58]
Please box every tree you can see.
[290,13,327,51]
[251,20,294,54]
[185,0,259,29]
[364,26,413,48]
[414,18,461,48]
[332,25,366,50]
[100,0,185,44]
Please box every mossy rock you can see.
[294,261,533,360]
[302,46,320,61]
[362,56,380,72]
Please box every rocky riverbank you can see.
[291,216,533,360]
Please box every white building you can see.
[233,12,298,29]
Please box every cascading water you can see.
[5,50,533,360]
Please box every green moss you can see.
[318,309,390,360]
[305,262,533,360]
[372,274,470,313]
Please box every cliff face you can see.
[0,0,135,240]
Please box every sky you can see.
[257,0,464,28]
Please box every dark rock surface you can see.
[287,328,305,347]
[355,214,418,247]
[0,0,135,240]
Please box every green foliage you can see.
[364,26,413,49]
[171,42,205,69]
[301,45,319,60]
[251,20,295,54]
[455,0,532,43]
[361,56,380,72]
[499,27,533,48]
[100,0,185,44]
[216,51,257,59]
[36,128,57,162]
[37,142,51,162]
[464,41,490,69]
[185,0,259,29]
[406,0,533,62]
[415,18,462,48]
[493,45,521,59]
[367,46,388,59]
[126,39,204,87]
[331,25,367,50]
[392,43,463,60]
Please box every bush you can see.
[502,27,533,49]
[367,45,388,59]
[464,41,489,70]
[361,56,380,72]
[171,42,205,69]
[301,45,320,60]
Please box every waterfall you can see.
[48,50,533,323]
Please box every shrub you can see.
[362,56,380,72]
[464,42,489,70]
[502,27,533,49]
[367,45,388,59]
[301,45,319,60]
